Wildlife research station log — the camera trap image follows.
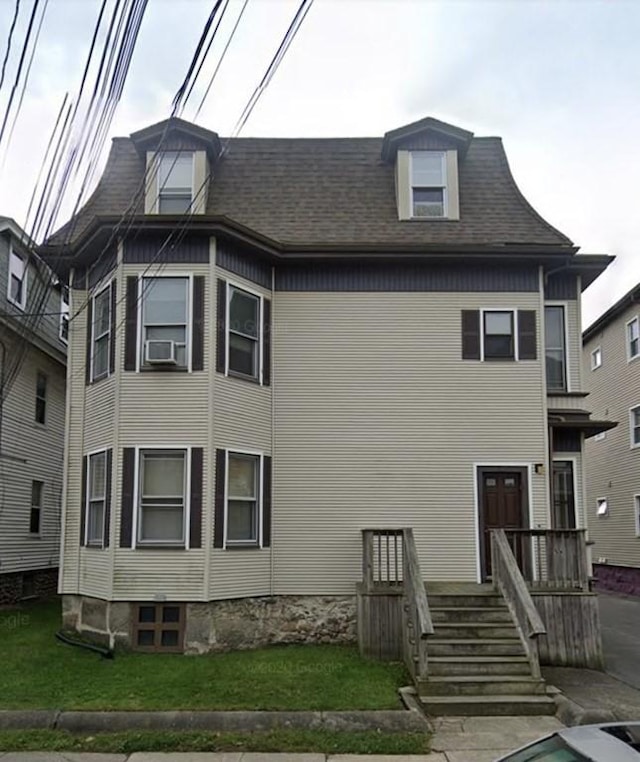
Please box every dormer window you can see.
[158,152,193,214]
[410,152,447,218]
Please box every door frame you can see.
[474,464,532,583]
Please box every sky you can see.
[0,0,639,328]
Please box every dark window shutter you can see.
[192,276,205,371]
[216,279,226,374]
[108,280,117,374]
[189,447,203,548]
[120,447,136,548]
[518,310,537,360]
[80,456,88,546]
[214,448,226,548]
[124,277,138,371]
[461,310,481,360]
[103,448,113,548]
[262,298,271,386]
[85,299,93,385]
[262,455,272,548]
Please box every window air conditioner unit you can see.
[145,339,177,365]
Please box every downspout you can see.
[538,266,552,527]
[270,264,275,597]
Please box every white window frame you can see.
[136,273,193,372]
[594,431,606,442]
[630,405,640,449]
[596,497,608,517]
[409,150,448,219]
[225,280,264,384]
[591,346,602,370]
[7,244,27,310]
[223,448,264,549]
[635,495,640,538]
[133,446,191,548]
[85,448,107,547]
[30,480,44,535]
[480,308,519,362]
[90,281,112,382]
[544,303,569,392]
[157,151,195,214]
[60,285,70,343]
[627,316,639,362]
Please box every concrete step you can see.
[428,656,531,676]
[429,638,526,656]
[433,622,519,639]
[427,594,506,608]
[419,675,546,696]
[419,693,557,716]
[430,606,513,623]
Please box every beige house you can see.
[41,116,614,661]
[583,284,640,594]
[0,217,67,603]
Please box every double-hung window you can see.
[141,276,189,368]
[630,406,640,448]
[30,481,43,534]
[87,451,107,545]
[158,152,193,214]
[35,373,47,424]
[545,305,567,391]
[92,285,111,380]
[8,247,27,309]
[410,151,446,218]
[228,285,260,379]
[226,452,261,546]
[138,449,187,545]
[483,310,515,360]
[60,286,70,343]
[627,317,639,360]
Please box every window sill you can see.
[85,542,105,549]
[139,365,190,374]
[226,370,261,386]
[7,297,26,311]
[89,372,111,385]
[135,543,186,550]
[547,391,589,398]
[225,542,261,550]
[628,354,640,364]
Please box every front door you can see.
[479,469,527,581]
[552,461,576,529]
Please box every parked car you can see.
[495,722,640,761]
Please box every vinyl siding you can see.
[272,291,549,593]
[584,302,640,567]
[0,335,65,576]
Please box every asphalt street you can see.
[598,592,640,690]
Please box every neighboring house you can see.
[0,217,67,604]
[40,116,614,660]
[583,283,640,595]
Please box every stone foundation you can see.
[593,563,640,597]
[61,594,357,653]
[0,568,58,606]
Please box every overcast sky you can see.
[0,0,638,327]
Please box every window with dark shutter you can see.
[518,310,537,361]
[120,447,136,547]
[262,455,272,547]
[104,449,113,548]
[461,310,480,360]
[109,280,117,374]
[216,279,226,374]
[192,276,205,371]
[190,447,203,548]
[80,456,88,546]
[263,298,271,386]
[214,448,226,548]
[483,311,515,360]
[124,277,138,371]
[85,300,93,385]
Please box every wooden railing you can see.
[503,529,590,591]
[361,528,433,680]
[491,529,546,678]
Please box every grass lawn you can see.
[0,730,431,754]
[0,600,408,711]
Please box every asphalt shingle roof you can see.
[47,130,572,249]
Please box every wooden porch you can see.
[357,527,603,715]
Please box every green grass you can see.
[0,729,431,754]
[0,600,408,711]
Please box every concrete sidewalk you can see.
[0,716,566,762]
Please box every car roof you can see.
[558,723,640,760]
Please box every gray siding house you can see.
[583,284,640,594]
[41,116,615,713]
[0,217,67,603]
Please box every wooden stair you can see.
[416,585,555,716]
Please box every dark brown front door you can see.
[479,469,528,580]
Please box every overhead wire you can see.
[0,0,21,92]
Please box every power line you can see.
[0,0,21,92]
